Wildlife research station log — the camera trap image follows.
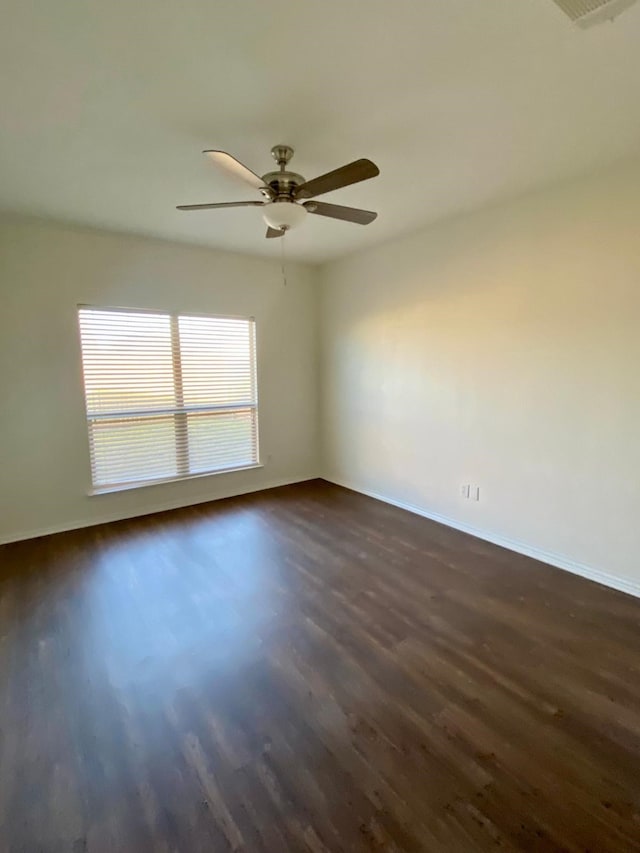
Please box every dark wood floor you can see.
[1,480,639,852]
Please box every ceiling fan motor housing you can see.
[260,143,305,199]
[261,169,306,198]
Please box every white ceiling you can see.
[2,0,640,263]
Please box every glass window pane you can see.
[186,410,257,474]
[89,416,177,486]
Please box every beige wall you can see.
[320,158,640,593]
[0,217,319,541]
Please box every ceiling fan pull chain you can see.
[280,228,288,287]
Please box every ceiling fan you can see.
[177,145,380,238]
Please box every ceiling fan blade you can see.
[295,159,379,200]
[265,227,285,238]
[304,201,377,225]
[203,150,268,192]
[176,201,265,211]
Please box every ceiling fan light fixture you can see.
[262,200,307,232]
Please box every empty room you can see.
[1,1,639,851]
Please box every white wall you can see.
[320,158,640,594]
[0,216,319,542]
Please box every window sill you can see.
[88,463,264,496]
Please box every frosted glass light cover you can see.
[262,201,307,231]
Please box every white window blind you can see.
[78,307,259,491]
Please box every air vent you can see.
[552,0,639,27]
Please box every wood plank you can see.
[0,479,638,851]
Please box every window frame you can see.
[78,305,261,495]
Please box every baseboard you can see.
[0,474,316,546]
[324,476,640,600]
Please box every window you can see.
[78,307,259,492]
